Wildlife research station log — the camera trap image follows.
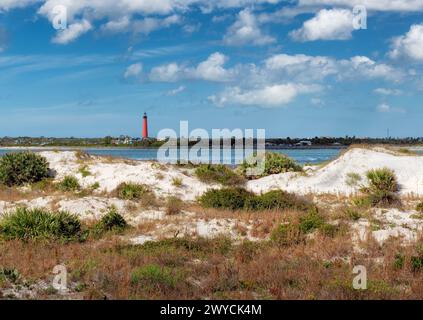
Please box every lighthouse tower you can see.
[142,112,149,139]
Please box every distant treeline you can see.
[0,136,422,148]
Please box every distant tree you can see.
[104,136,113,145]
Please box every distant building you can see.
[295,140,312,146]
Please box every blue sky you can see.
[1,1,423,138]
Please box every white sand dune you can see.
[40,151,219,201]
[1,147,423,245]
[247,148,423,196]
[38,147,423,199]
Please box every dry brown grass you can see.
[1,226,423,299]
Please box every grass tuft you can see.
[115,183,150,200]
[57,176,81,192]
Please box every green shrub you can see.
[270,223,303,246]
[198,188,254,210]
[393,254,405,270]
[299,208,324,234]
[89,182,100,191]
[198,188,313,212]
[360,168,399,207]
[0,152,50,186]
[115,182,149,200]
[58,176,81,192]
[130,264,179,289]
[416,202,423,213]
[366,168,399,193]
[195,164,245,186]
[0,207,81,241]
[165,196,183,215]
[411,256,423,272]
[0,268,20,284]
[238,152,302,178]
[245,190,313,212]
[96,207,127,233]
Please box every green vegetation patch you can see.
[57,175,81,192]
[358,168,400,207]
[130,264,183,290]
[238,152,302,178]
[271,209,326,245]
[0,152,50,186]
[198,188,254,210]
[0,207,81,241]
[416,202,423,213]
[94,207,128,234]
[195,164,245,186]
[115,182,150,200]
[198,187,314,212]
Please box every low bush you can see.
[416,202,423,213]
[195,164,245,186]
[0,152,50,186]
[95,207,127,233]
[271,209,326,245]
[198,188,254,210]
[411,256,423,272]
[366,168,399,193]
[0,207,81,241]
[298,208,324,234]
[245,190,313,212]
[270,223,303,246]
[238,152,302,178]
[115,183,149,200]
[360,168,399,207]
[198,188,313,212]
[57,176,81,192]
[165,196,183,215]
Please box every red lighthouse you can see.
[142,112,148,139]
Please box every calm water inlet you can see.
[0,148,342,165]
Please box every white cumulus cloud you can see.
[124,63,143,79]
[297,0,423,12]
[223,8,276,46]
[389,23,423,62]
[52,19,92,44]
[290,9,354,41]
[149,63,182,82]
[209,83,322,107]
[148,52,232,82]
